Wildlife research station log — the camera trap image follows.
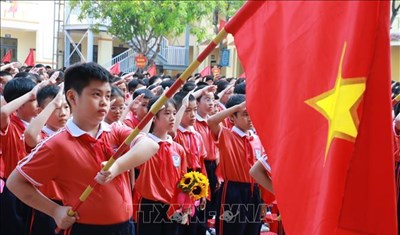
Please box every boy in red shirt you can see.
[0,77,41,235]
[6,62,159,235]
[208,94,264,235]
[24,83,70,235]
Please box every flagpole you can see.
[393,93,400,107]
[55,28,229,232]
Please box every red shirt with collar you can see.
[17,119,142,225]
[0,114,28,179]
[194,115,217,161]
[135,134,186,204]
[24,127,63,201]
[174,126,207,170]
[215,126,265,183]
[123,111,140,129]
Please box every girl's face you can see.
[105,96,125,124]
[153,103,176,133]
[180,100,197,128]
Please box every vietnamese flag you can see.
[2,50,11,63]
[24,48,35,66]
[109,62,120,76]
[226,1,397,234]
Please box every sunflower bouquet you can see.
[178,171,209,200]
[170,171,209,224]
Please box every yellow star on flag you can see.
[305,42,366,164]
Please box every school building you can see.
[0,0,399,80]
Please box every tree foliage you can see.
[70,0,244,65]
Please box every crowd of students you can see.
[0,60,278,235]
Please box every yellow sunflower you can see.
[189,183,207,200]
[179,172,195,191]
[196,173,209,185]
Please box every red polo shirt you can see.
[215,126,265,183]
[174,125,207,170]
[1,114,28,179]
[17,119,144,225]
[135,134,186,204]
[194,114,217,161]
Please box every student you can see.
[0,77,40,235]
[192,85,219,224]
[104,86,125,125]
[207,94,264,235]
[123,89,154,129]
[96,96,186,235]
[6,62,159,235]
[24,82,70,235]
[173,92,208,235]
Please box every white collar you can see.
[196,113,208,122]
[148,133,173,144]
[178,125,195,133]
[20,118,30,127]
[232,126,254,138]
[66,119,111,139]
[42,126,56,136]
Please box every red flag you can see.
[147,64,156,77]
[109,62,120,76]
[199,65,211,77]
[2,50,11,63]
[226,1,397,234]
[24,49,35,66]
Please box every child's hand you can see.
[95,169,113,184]
[237,101,246,111]
[128,93,145,112]
[53,206,77,230]
[52,84,65,109]
[181,91,192,109]
[202,85,217,95]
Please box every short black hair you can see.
[64,62,111,95]
[37,85,60,107]
[3,78,36,103]
[226,94,245,109]
[128,79,146,92]
[0,71,12,77]
[111,86,124,99]
[234,82,246,95]
[148,76,161,86]
[133,88,154,100]
[173,91,195,110]
[181,81,196,93]
[215,79,230,94]
[160,79,174,90]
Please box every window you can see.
[0,37,17,62]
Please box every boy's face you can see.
[231,106,253,132]
[68,81,111,126]
[19,99,38,119]
[154,103,176,132]
[136,98,149,120]
[197,92,214,116]
[181,100,197,128]
[41,97,70,130]
[0,74,12,95]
